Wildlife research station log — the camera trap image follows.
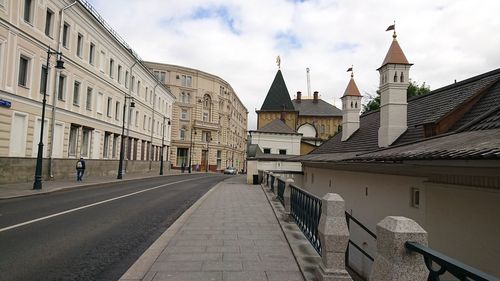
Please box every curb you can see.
[0,172,194,200]
[117,179,225,281]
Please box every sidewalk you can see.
[0,169,183,200]
[120,176,305,281]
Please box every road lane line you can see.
[0,176,211,233]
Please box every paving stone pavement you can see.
[142,176,305,281]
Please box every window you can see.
[68,125,78,156]
[179,127,186,140]
[131,76,135,92]
[176,148,188,166]
[115,101,120,120]
[18,56,30,87]
[279,149,286,155]
[143,114,146,129]
[99,50,105,71]
[145,87,148,100]
[202,131,210,142]
[217,150,222,169]
[44,9,54,37]
[9,113,28,156]
[39,65,48,94]
[109,58,114,78]
[135,111,139,127]
[148,117,151,131]
[103,132,111,158]
[57,74,66,100]
[202,94,211,122]
[394,72,398,82]
[117,65,122,83]
[73,81,80,106]
[107,97,112,117]
[86,87,92,110]
[89,43,95,65]
[400,72,404,83]
[23,0,33,23]
[411,187,420,208]
[125,71,129,88]
[62,22,70,48]
[320,125,325,134]
[137,80,140,96]
[181,109,188,120]
[112,134,118,158]
[81,128,91,157]
[76,33,83,58]
[160,71,166,83]
[181,75,192,87]
[96,92,103,114]
[263,148,271,154]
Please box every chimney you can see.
[296,91,302,103]
[313,91,319,103]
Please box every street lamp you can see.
[188,128,197,173]
[205,134,212,172]
[160,116,171,175]
[33,47,65,190]
[117,96,135,179]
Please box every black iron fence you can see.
[269,175,275,192]
[345,211,377,268]
[277,178,286,205]
[405,242,500,281]
[290,184,322,255]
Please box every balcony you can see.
[194,120,220,131]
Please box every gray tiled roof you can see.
[252,119,300,135]
[259,70,295,111]
[292,99,342,116]
[307,68,500,161]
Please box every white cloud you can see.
[88,0,500,129]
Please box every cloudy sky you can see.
[88,0,500,129]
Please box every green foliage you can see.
[361,80,430,114]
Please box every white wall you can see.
[250,132,301,155]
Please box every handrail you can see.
[345,212,377,239]
[277,178,285,205]
[345,211,377,274]
[405,242,500,281]
[290,184,322,255]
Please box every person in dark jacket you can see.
[76,157,86,181]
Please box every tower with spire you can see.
[341,67,362,141]
[377,23,413,147]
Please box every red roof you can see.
[379,39,410,68]
[342,77,362,97]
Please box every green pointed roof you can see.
[260,70,295,111]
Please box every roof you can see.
[247,144,262,158]
[342,77,362,97]
[379,38,411,69]
[260,70,295,111]
[292,99,342,117]
[307,68,500,161]
[251,119,300,135]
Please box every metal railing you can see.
[277,178,285,205]
[269,175,275,192]
[290,184,322,255]
[345,212,377,267]
[405,242,500,281]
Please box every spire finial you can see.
[347,65,354,78]
[276,55,281,69]
[386,21,397,40]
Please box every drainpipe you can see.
[124,61,138,172]
[48,1,78,178]
[149,83,158,170]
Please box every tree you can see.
[361,80,430,114]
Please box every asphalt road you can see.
[0,174,226,281]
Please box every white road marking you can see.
[0,177,205,233]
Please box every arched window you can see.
[202,94,211,122]
[400,72,404,83]
[320,125,325,134]
[181,92,186,103]
[350,101,353,108]
[394,72,398,82]
[179,127,186,140]
[355,101,358,108]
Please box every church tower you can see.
[377,25,412,147]
[341,68,362,141]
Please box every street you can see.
[0,174,226,281]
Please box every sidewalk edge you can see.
[117,179,225,281]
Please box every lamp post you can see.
[117,96,135,179]
[160,116,170,175]
[33,47,65,190]
[205,135,212,172]
[188,128,196,173]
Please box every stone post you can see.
[369,216,428,281]
[284,178,294,213]
[316,193,353,281]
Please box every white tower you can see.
[341,69,362,141]
[377,28,412,147]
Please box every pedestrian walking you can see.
[76,157,86,181]
[181,162,185,173]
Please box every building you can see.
[296,29,500,278]
[256,69,342,155]
[0,0,175,184]
[143,62,248,173]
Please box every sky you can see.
[87,0,500,130]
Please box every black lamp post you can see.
[188,128,197,173]
[117,96,135,179]
[160,116,170,175]
[33,47,64,190]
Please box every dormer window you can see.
[394,72,398,82]
[400,72,404,83]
